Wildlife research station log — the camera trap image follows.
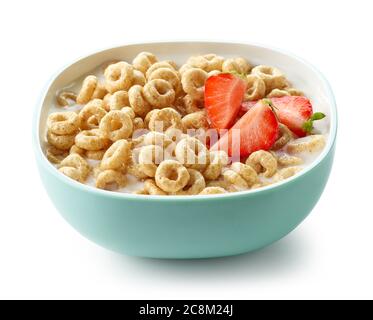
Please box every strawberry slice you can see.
[212,100,279,157]
[205,73,247,129]
[239,96,325,137]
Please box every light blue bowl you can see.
[33,42,337,259]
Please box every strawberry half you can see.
[240,96,325,137]
[211,100,279,157]
[205,73,247,129]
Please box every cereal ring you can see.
[222,57,252,74]
[101,139,131,170]
[206,179,232,191]
[146,61,176,79]
[251,65,288,93]
[175,137,209,171]
[139,145,164,177]
[120,106,136,120]
[203,150,229,180]
[99,110,133,141]
[208,70,221,77]
[148,107,182,132]
[143,131,173,148]
[272,124,293,150]
[267,88,290,98]
[128,85,152,117]
[96,169,126,190]
[127,148,148,179]
[181,68,208,101]
[175,169,205,195]
[244,75,266,101]
[182,94,204,114]
[132,52,158,74]
[76,75,106,104]
[75,129,110,151]
[69,144,85,156]
[46,146,68,164]
[78,99,107,130]
[148,67,181,93]
[143,79,175,108]
[133,117,145,132]
[230,162,258,186]
[46,130,75,150]
[164,127,187,144]
[179,63,193,76]
[106,90,130,111]
[187,54,224,72]
[133,188,148,195]
[286,135,326,154]
[132,70,146,86]
[155,160,190,193]
[222,169,248,191]
[59,153,90,181]
[246,150,278,178]
[104,61,134,93]
[274,166,302,181]
[47,111,80,135]
[143,179,167,195]
[285,88,304,96]
[199,187,227,195]
[277,153,303,166]
[144,109,160,128]
[56,91,77,107]
[86,150,106,160]
[181,111,209,132]
[59,166,81,182]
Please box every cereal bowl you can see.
[33,42,337,258]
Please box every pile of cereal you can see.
[45,52,326,195]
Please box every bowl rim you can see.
[33,40,337,201]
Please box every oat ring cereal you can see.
[155,160,190,192]
[175,169,206,195]
[245,75,266,101]
[57,91,77,107]
[272,124,293,150]
[287,135,326,154]
[251,65,288,93]
[175,137,209,171]
[267,88,290,98]
[143,79,175,108]
[104,61,134,93]
[246,150,278,178]
[76,75,107,104]
[148,67,181,93]
[181,111,209,132]
[148,107,182,132]
[199,186,227,195]
[79,99,107,130]
[181,68,208,101]
[132,52,158,74]
[58,166,82,182]
[139,145,165,178]
[230,162,258,186]
[222,57,252,74]
[59,153,90,182]
[95,169,126,190]
[99,110,133,141]
[203,150,229,180]
[143,131,173,148]
[128,85,152,117]
[47,111,80,135]
[187,54,224,72]
[75,129,110,151]
[146,61,176,79]
[100,139,131,171]
[222,169,249,191]
[47,130,76,150]
[143,179,167,195]
[132,70,146,86]
[106,90,130,111]
[46,146,68,164]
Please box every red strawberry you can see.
[211,100,279,157]
[240,96,325,137]
[238,100,257,117]
[205,73,247,129]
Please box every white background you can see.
[0,0,372,300]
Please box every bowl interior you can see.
[35,41,336,198]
